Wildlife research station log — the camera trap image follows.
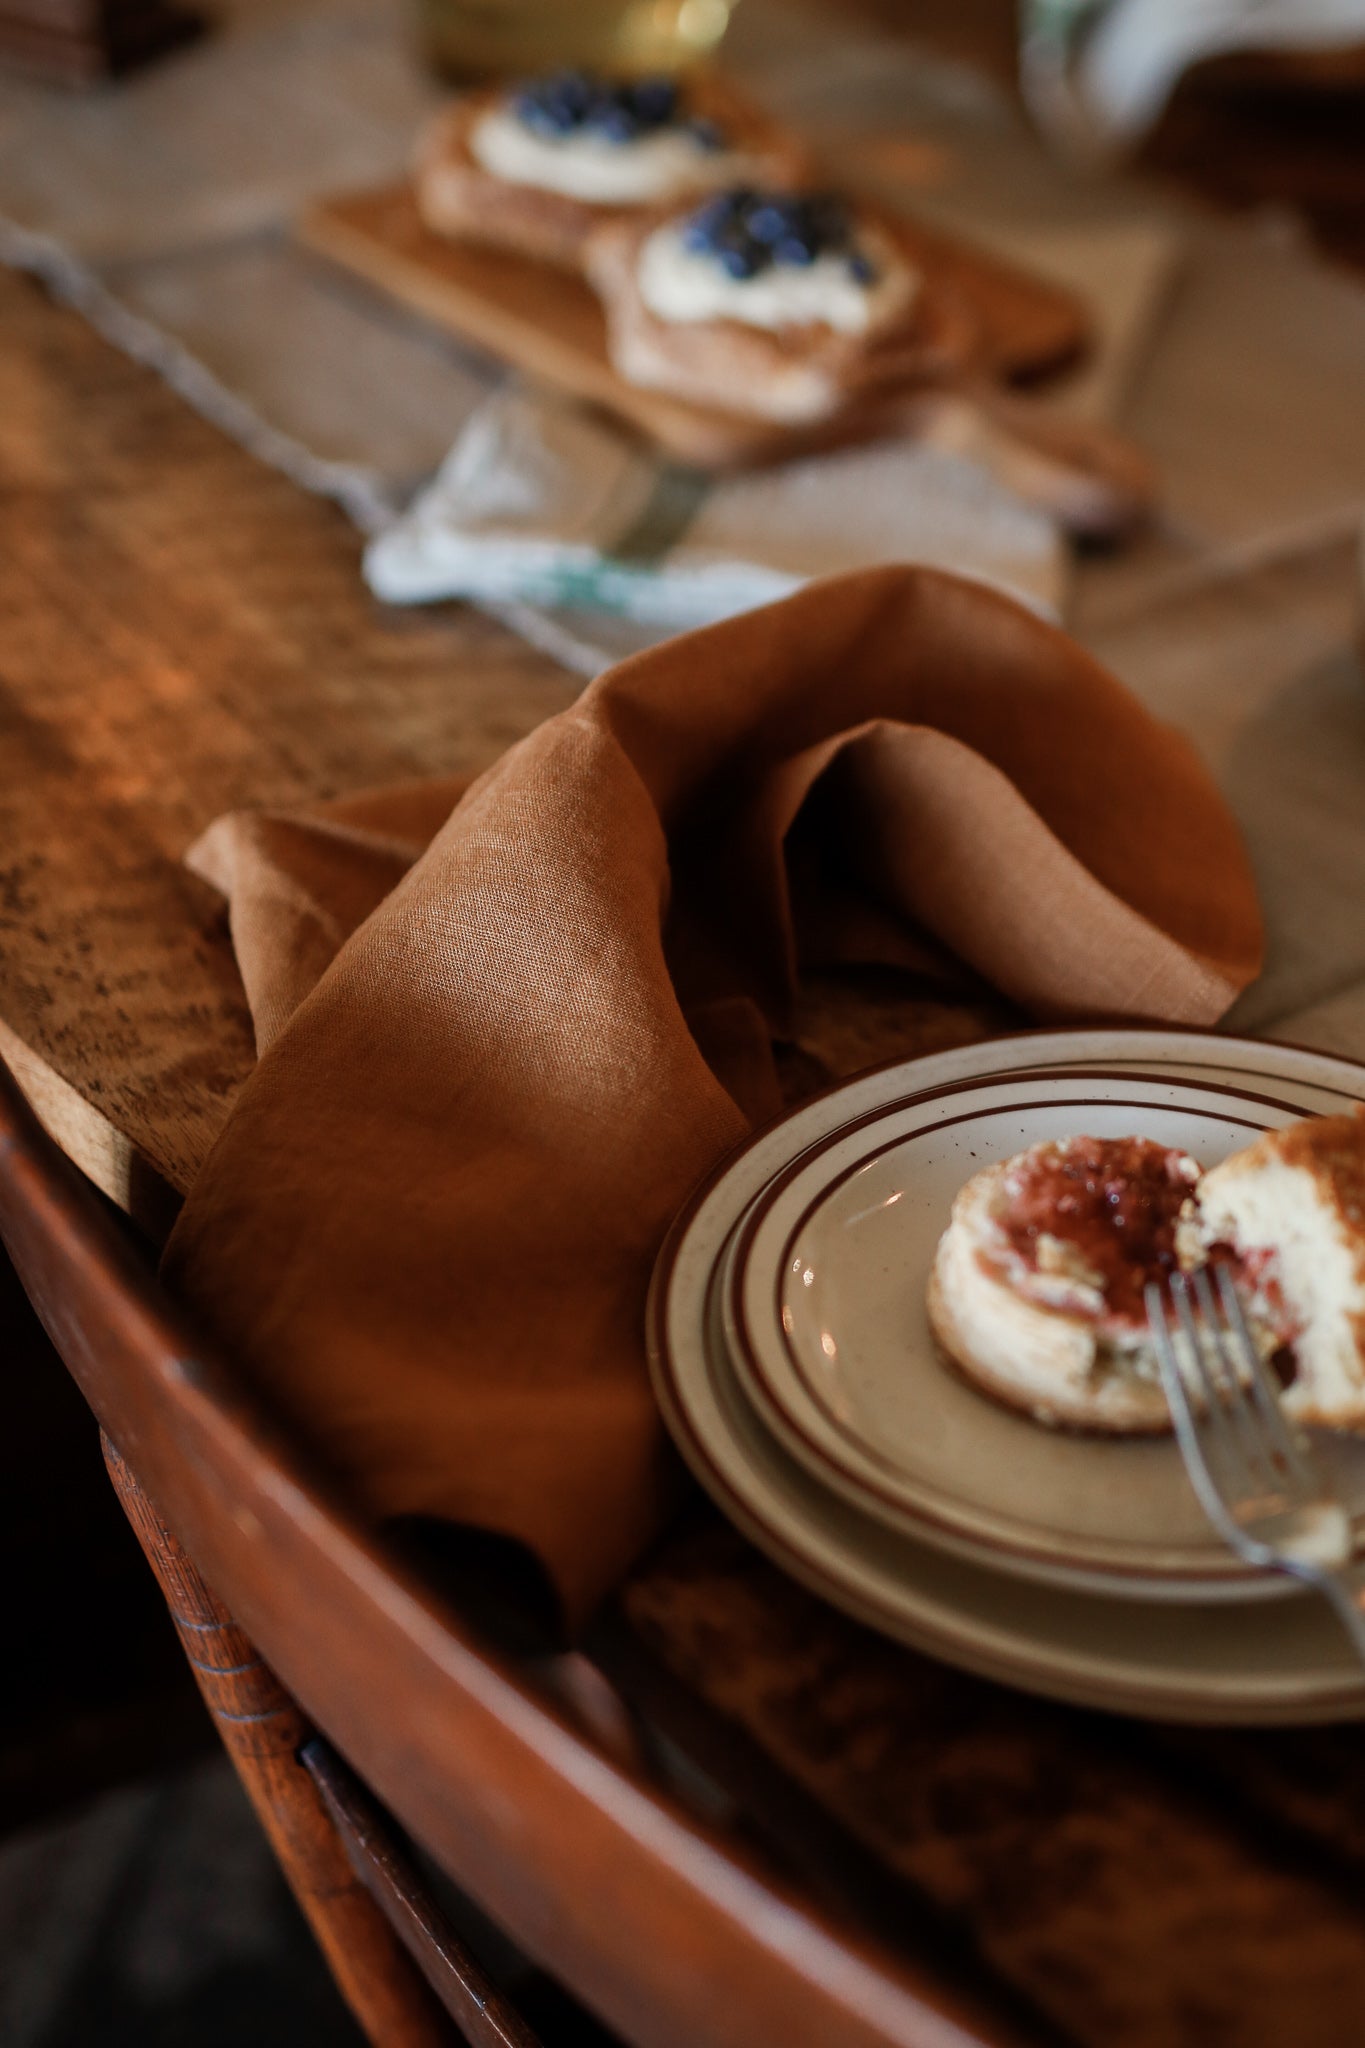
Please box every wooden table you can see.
[0,266,574,1223]
[8,3,1365,2031]
[8,257,1365,2048]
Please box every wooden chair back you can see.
[0,1059,1005,2048]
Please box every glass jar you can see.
[416,0,739,82]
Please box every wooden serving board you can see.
[299,182,1090,471]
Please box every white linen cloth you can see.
[1025,0,1365,151]
[363,385,1070,654]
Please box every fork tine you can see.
[1149,1278,1363,1640]
[1189,1266,1282,1499]
[1169,1273,1236,1434]
[1145,1284,1193,1430]
[1169,1270,1292,1511]
[1145,1279,1249,1547]
[1214,1264,1316,1486]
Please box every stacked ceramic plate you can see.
[648,1028,1365,1724]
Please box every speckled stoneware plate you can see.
[647,1029,1365,1723]
[724,1060,1365,1602]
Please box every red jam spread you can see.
[1205,1240,1297,1359]
[999,1136,1195,1325]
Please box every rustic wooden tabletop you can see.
[7,247,1365,2048]
[6,9,1365,2044]
[0,265,573,1220]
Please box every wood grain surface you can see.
[103,1435,459,2048]
[0,264,571,1220]
[0,259,1028,1217]
[624,1518,1365,2048]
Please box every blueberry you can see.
[629,77,678,124]
[775,235,816,266]
[597,103,641,142]
[681,218,715,253]
[686,194,732,238]
[746,202,792,245]
[558,71,593,117]
[686,116,725,151]
[719,242,762,279]
[848,250,878,286]
[521,99,574,136]
[515,72,611,134]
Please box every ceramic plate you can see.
[647,1029,1365,1722]
[725,1064,1365,1600]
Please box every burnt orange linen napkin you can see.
[163,567,1263,1627]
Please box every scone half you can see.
[584,195,981,425]
[931,1116,1365,1440]
[415,76,809,272]
[1187,1112,1365,1430]
[928,1138,1201,1434]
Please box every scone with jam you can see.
[929,1114,1365,1434]
[929,1136,1198,1433]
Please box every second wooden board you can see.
[299,182,1090,471]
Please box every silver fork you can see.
[1145,1267,1365,1661]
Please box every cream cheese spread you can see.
[471,103,749,206]
[635,219,916,335]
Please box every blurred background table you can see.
[852,0,1365,273]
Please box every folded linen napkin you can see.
[363,386,1068,664]
[164,568,1263,1628]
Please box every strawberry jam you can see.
[999,1136,1198,1325]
